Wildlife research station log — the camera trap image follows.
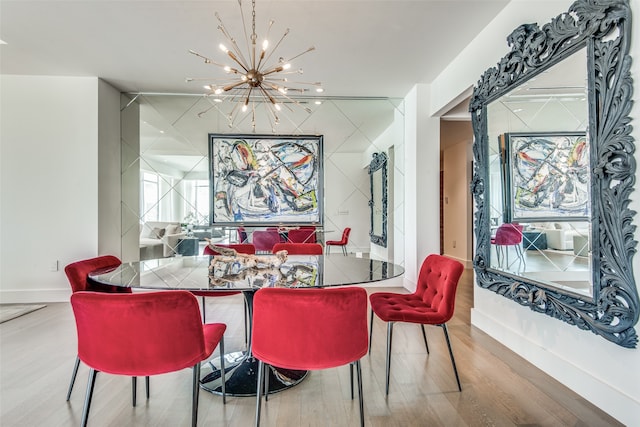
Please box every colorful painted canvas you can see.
[209,134,323,225]
[502,132,590,221]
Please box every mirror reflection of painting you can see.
[210,134,323,225]
[502,132,589,222]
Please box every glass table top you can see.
[89,255,404,291]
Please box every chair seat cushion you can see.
[370,292,450,325]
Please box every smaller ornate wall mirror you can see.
[369,152,388,247]
[470,0,638,347]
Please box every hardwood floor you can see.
[0,270,621,426]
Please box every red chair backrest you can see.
[71,291,215,376]
[64,255,130,294]
[414,254,464,324]
[288,227,316,243]
[494,223,523,245]
[272,243,324,255]
[340,227,351,244]
[203,243,256,255]
[252,287,368,370]
[252,230,282,252]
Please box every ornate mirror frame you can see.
[369,152,388,247]
[470,0,639,347]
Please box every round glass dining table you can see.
[89,254,404,397]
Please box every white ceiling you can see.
[1,0,510,98]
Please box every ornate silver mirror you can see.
[369,152,388,247]
[470,0,639,347]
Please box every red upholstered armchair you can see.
[369,254,464,395]
[70,291,226,427]
[64,255,144,403]
[252,287,368,427]
[271,242,324,255]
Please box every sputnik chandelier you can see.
[187,0,323,129]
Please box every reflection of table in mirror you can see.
[89,255,404,397]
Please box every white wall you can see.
[403,84,441,290]
[429,0,640,424]
[0,75,101,302]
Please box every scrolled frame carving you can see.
[369,152,388,247]
[470,0,639,347]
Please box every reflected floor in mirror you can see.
[492,247,591,296]
[0,269,621,426]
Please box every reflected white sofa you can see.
[530,222,589,251]
[139,221,185,260]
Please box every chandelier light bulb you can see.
[282,63,291,70]
[262,40,269,51]
[214,88,224,95]
[219,43,228,53]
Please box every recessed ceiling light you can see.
[0,40,7,45]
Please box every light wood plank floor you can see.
[0,269,621,426]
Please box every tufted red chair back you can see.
[272,243,324,255]
[203,243,256,256]
[65,255,130,294]
[252,229,282,253]
[288,227,317,243]
[71,290,225,376]
[414,254,465,324]
[252,287,368,370]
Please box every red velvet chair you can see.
[197,243,256,341]
[492,223,525,270]
[64,256,147,403]
[325,227,351,255]
[70,291,226,427]
[287,227,317,243]
[252,229,282,253]
[369,254,464,395]
[252,287,368,427]
[271,242,324,255]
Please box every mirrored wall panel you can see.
[120,94,405,265]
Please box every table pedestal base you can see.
[200,351,307,397]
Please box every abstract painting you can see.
[209,134,323,225]
[502,132,590,222]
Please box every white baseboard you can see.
[1,289,70,304]
[471,308,638,426]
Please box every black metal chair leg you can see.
[264,364,270,402]
[145,376,150,399]
[192,363,200,427]
[220,336,226,404]
[201,296,207,323]
[355,360,364,427]
[420,325,430,354]
[132,377,137,406]
[441,324,462,391]
[350,363,354,399]
[81,369,98,427]
[385,322,394,396]
[66,355,81,401]
[255,360,265,427]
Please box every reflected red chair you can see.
[64,256,148,403]
[71,291,226,427]
[325,227,351,255]
[271,242,324,255]
[252,287,368,427]
[252,229,282,253]
[288,227,317,243]
[197,243,255,341]
[492,223,525,270]
[369,254,464,395]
